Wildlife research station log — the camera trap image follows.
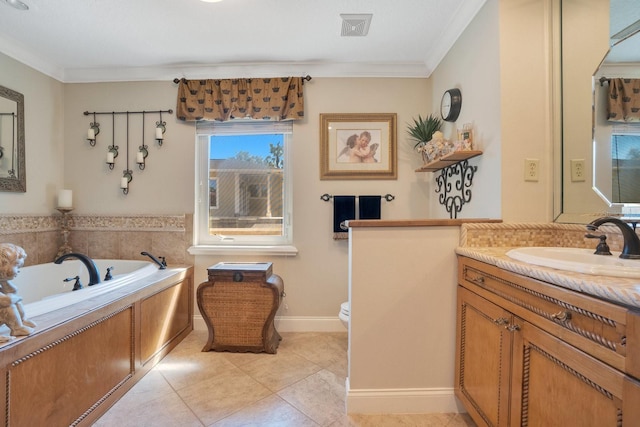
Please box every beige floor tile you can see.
[211,394,319,427]
[156,346,238,391]
[95,331,474,427]
[238,350,322,392]
[278,369,346,426]
[178,366,272,425]
[222,348,282,367]
[117,369,175,405]
[330,413,464,427]
[448,412,476,426]
[93,389,203,427]
[282,332,348,367]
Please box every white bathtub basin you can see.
[506,247,640,278]
[14,259,157,318]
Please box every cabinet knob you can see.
[505,323,521,332]
[551,311,571,322]
[493,317,509,326]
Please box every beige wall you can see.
[1,0,562,324]
[430,0,502,220]
[0,52,64,214]
[499,0,556,221]
[4,73,434,323]
[561,0,610,216]
[348,225,463,413]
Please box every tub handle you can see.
[64,276,83,291]
[104,267,114,281]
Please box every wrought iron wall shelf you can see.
[414,150,482,173]
[415,150,482,219]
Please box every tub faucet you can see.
[54,253,101,286]
[586,217,640,259]
[141,251,166,269]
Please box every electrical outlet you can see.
[524,159,539,182]
[571,159,586,182]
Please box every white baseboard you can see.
[193,315,347,333]
[345,378,465,414]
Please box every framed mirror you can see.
[592,27,640,209]
[557,0,631,223]
[0,85,25,192]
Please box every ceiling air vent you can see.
[340,14,372,37]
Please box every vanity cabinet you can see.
[456,256,640,426]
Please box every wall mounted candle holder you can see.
[83,108,172,195]
[155,110,166,146]
[87,112,100,146]
[137,144,148,170]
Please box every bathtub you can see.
[13,259,158,318]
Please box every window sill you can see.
[188,245,299,256]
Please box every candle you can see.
[88,128,95,140]
[106,152,114,163]
[58,189,73,208]
[120,177,129,189]
[155,127,163,139]
[136,151,144,164]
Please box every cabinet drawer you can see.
[459,256,633,377]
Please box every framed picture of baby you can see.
[319,113,397,180]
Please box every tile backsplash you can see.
[460,222,627,252]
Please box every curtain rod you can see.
[172,75,312,84]
[600,77,610,86]
[83,109,173,116]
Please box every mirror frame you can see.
[0,85,25,192]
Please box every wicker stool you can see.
[197,262,284,354]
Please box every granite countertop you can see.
[456,246,640,310]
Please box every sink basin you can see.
[506,247,640,278]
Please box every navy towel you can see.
[333,196,356,232]
[358,195,382,220]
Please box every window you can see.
[193,120,294,250]
[612,129,640,203]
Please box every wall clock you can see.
[440,88,462,122]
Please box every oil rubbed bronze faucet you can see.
[54,253,101,286]
[586,217,640,259]
[141,251,166,269]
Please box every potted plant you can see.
[407,114,442,162]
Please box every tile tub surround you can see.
[457,222,640,308]
[0,213,193,266]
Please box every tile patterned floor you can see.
[94,330,476,427]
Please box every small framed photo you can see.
[319,113,397,180]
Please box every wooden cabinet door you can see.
[510,319,631,427]
[456,286,514,427]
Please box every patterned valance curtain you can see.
[607,78,640,122]
[176,77,304,122]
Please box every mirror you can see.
[558,0,633,223]
[0,85,25,192]
[592,25,640,208]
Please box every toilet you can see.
[339,301,350,329]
